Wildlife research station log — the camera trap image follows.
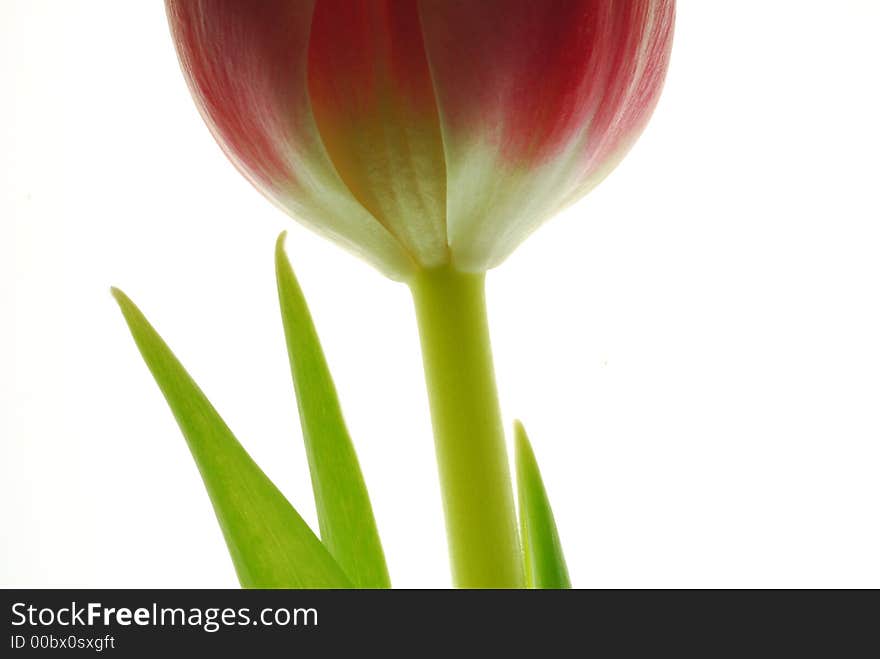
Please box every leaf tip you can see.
[275,230,289,259]
[110,286,139,324]
[513,419,533,470]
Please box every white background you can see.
[2,1,879,588]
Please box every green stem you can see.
[410,266,523,588]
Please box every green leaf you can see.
[515,420,571,589]
[111,287,351,588]
[275,233,390,588]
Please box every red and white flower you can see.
[167,1,675,280]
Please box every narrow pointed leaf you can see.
[112,288,351,588]
[275,234,390,588]
[515,420,571,589]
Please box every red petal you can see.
[307,0,448,265]
[167,0,310,189]
[419,0,674,169]
[166,0,416,279]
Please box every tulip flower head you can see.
[167,1,674,280]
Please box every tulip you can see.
[166,0,675,587]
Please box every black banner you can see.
[1,589,873,655]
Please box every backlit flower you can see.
[167,1,675,280]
